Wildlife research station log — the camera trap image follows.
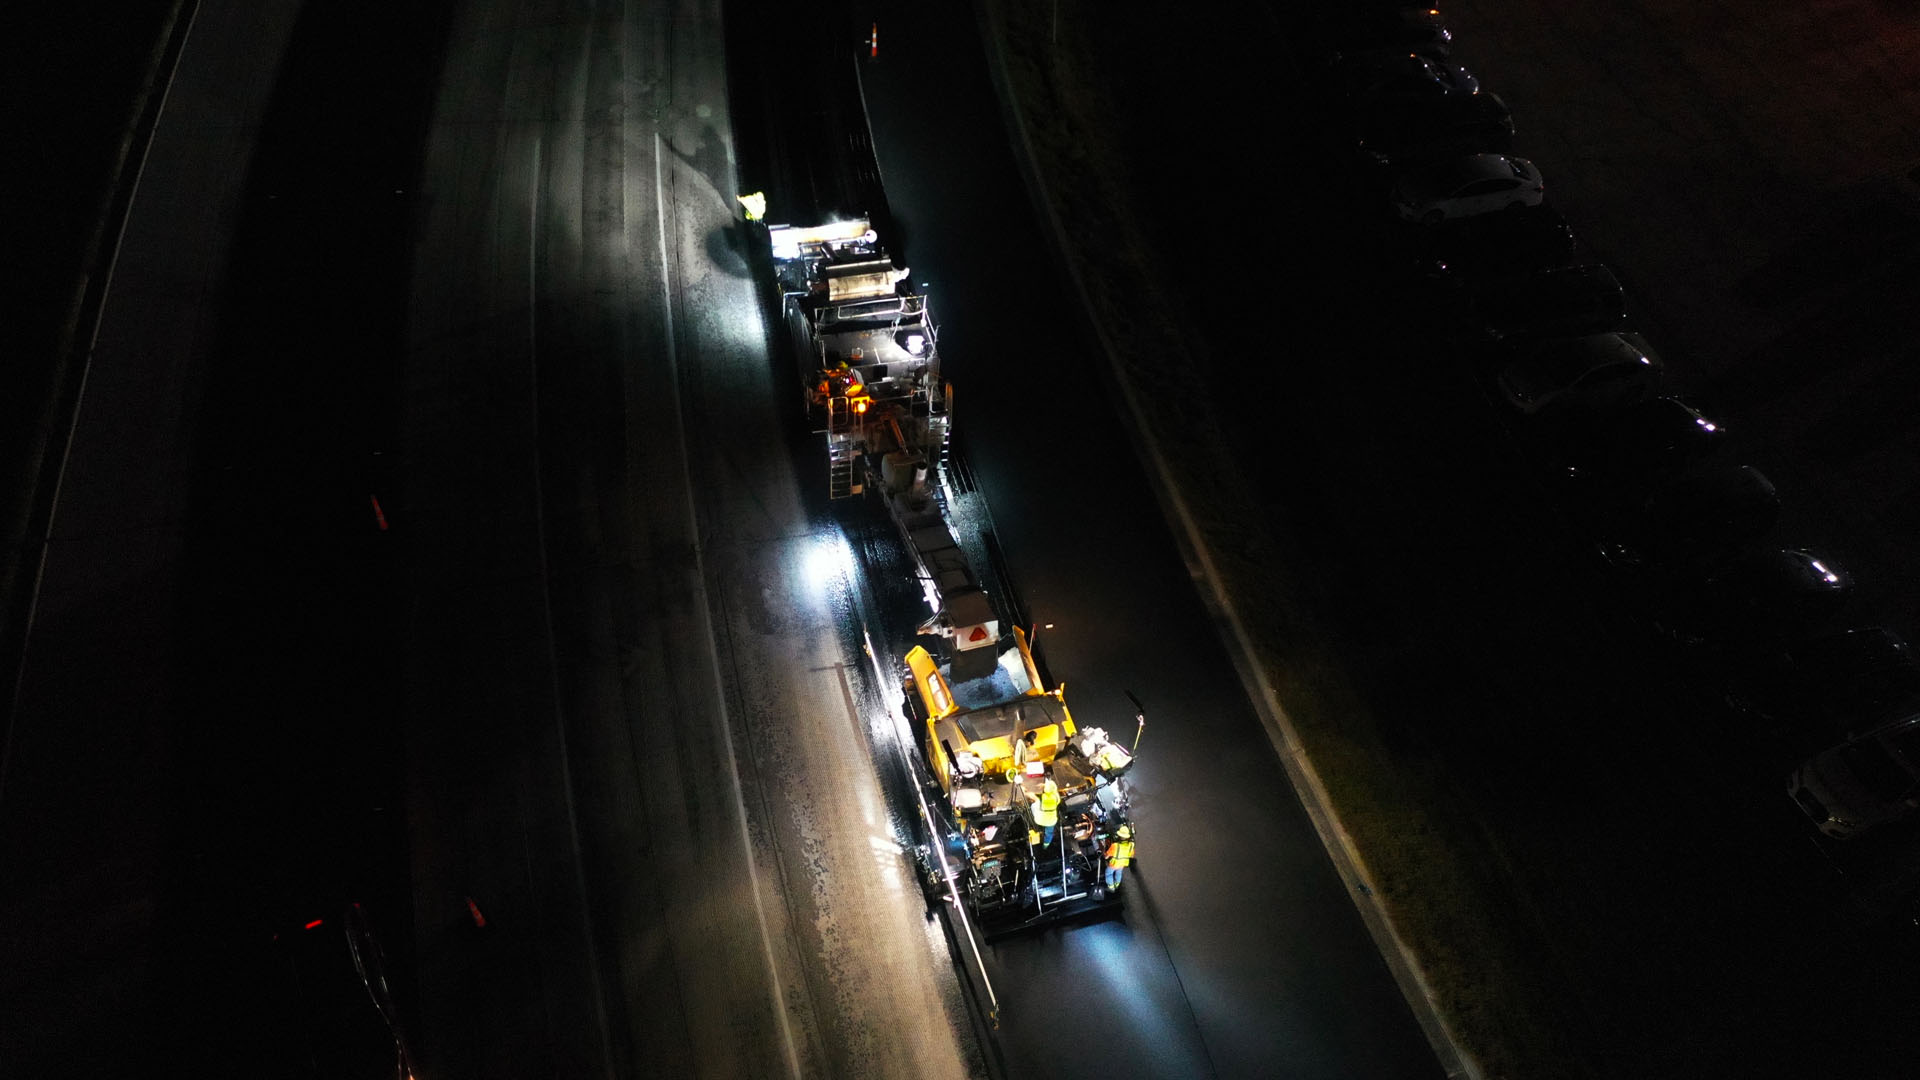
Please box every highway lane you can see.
[5,0,985,1073]
[402,0,982,1074]
[851,3,1445,1077]
[0,2,308,1071]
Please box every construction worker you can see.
[815,361,864,407]
[1030,778,1060,847]
[1104,824,1135,891]
[1010,729,1037,780]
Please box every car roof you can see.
[1652,461,1776,508]
[1773,629,1920,732]
[1516,329,1653,363]
[1789,626,1915,671]
[1477,263,1622,306]
[1417,203,1573,268]
[1415,152,1525,186]
[1506,332,1657,387]
[1714,547,1853,595]
[1536,395,1721,480]
[1642,463,1779,535]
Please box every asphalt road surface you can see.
[8,0,985,1074]
[399,0,987,1075]
[3,0,1466,1076]
[849,3,1444,1078]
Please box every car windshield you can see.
[1607,401,1717,468]
[1529,271,1616,305]
[1846,675,1920,719]
[1890,726,1920,767]
[1500,359,1573,404]
[1839,739,1918,801]
[1512,338,1630,388]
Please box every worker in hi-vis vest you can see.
[1030,778,1060,846]
[1104,824,1135,890]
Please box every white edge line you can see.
[3,0,197,795]
[654,129,805,1080]
[860,627,1000,1016]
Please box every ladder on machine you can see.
[827,395,862,499]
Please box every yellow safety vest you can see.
[1031,789,1059,828]
[1104,840,1134,867]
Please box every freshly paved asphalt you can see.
[854,2,1443,1077]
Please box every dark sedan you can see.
[1590,462,1781,572]
[1725,627,1920,742]
[1646,546,1857,652]
[1353,90,1516,169]
[1312,5,1454,65]
[1493,331,1664,419]
[1531,395,1731,505]
[1458,263,1629,340]
[1333,51,1480,103]
[1397,202,1576,281]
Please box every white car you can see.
[1790,712,1920,838]
[1392,153,1544,225]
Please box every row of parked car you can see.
[1311,4,1920,842]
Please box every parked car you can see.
[1335,51,1480,104]
[1354,90,1515,169]
[1458,263,1628,339]
[1532,395,1730,505]
[1789,711,1920,838]
[1647,546,1855,650]
[1391,153,1544,225]
[1493,331,1664,419]
[1726,627,1920,737]
[1313,6,1453,64]
[1400,202,1575,281]
[1590,463,1780,572]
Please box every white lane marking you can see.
[528,130,620,1078]
[2,0,198,791]
[654,129,805,1080]
[860,629,999,1018]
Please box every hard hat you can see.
[1043,778,1058,793]
[1117,824,1133,838]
